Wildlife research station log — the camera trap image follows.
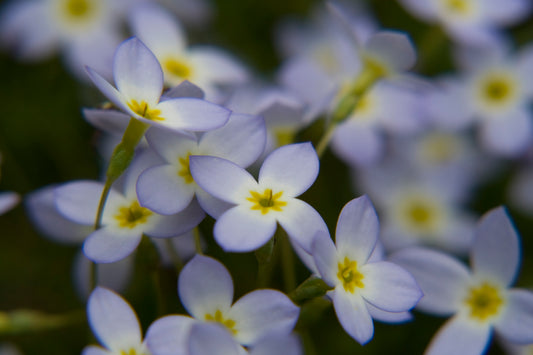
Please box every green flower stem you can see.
[94,118,149,230]
[164,238,184,273]
[138,235,166,317]
[0,309,85,335]
[280,230,297,292]
[289,276,333,305]
[193,227,203,255]
[255,237,275,288]
[315,62,384,158]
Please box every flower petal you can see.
[332,290,374,345]
[364,31,416,72]
[164,80,205,99]
[390,247,471,315]
[137,164,195,215]
[359,261,422,312]
[199,113,266,167]
[87,287,142,351]
[146,199,205,238]
[54,180,124,226]
[471,206,520,287]
[214,206,277,252]
[495,289,533,344]
[335,196,379,264]
[276,198,328,253]
[331,122,383,167]
[187,47,248,85]
[145,126,197,163]
[189,155,257,204]
[129,3,186,57]
[188,323,241,355]
[229,289,299,346]
[366,303,413,324]
[81,346,110,355]
[82,109,131,136]
[178,255,234,320]
[155,98,230,132]
[479,109,532,157]
[195,189,233,219]
[145,315,195,355]
[258,142,319,197]
[86,67,132,115]
[26,186,89,244]
[83,227,142,263]
[312,231,339,287]
[113,37,163,105]
[425,315,491,355]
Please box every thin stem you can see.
[280,231,296,292]
[93,181,112,230]
[164,238,184,273]
[315,122,338,159]
[193,227,203,255]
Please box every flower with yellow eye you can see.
[54,152,206,263]
[145,255,300,354]
[189,142,327,253]
[392,207,533,355]
[311,196,422,345]
[83,287,150,355]
[86,37,230,133]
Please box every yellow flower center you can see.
[205,310,238,335]
[120,349,148,355]
[418,133,460,165]
[272,128,295,147]
[164,58,192,80]
[247,189,287,214]
[114,201,153,229]
[64,0,92,18]
[337,257,365,293]
[128,100,165,121]
[444,0,471,14]
[464,282,504,322]
[482,77,513,104]
[177,153,194,184]
[397,194,444,236]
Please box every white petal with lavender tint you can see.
[155,98,230,132]
[199,113,266,167]
[146,199,205,237]
[228,290,299,346]
[188,323,241,355]
[390,248,471,315]
[113,37,163,106]
[189,156,258,203]
[331,122,383,167]
[276,198,327,253]
[146,315,195,355]
[214,206,278,252]
[359,261,422,312]
[495,289,533,344]
[178,255,234,320]
[364,31,416,72]
[87,287,142,351]
[335,195,379,264]
[258,142,319,197]
[479,109,532,157]
[332,290,374,345]
[0,192,19,215]
[471,207,520,287]
[137,164,195,215]
[83,228,143,263]
[425,315,491,355]
[188,47,248,84]
[312,231,339,286]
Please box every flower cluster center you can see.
[164,58,192,79]
[483,77,512,104]
[177,153,194,184]
[464,282,503,322]
[444,0,470,14]
[120,349,147,355]
[337,257,365,293]
[64,0,92,18]
[247,188,287,214]
[205,309,238,335]
[114,201,153,229]
[128,100,164,121]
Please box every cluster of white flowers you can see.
[1,0,533,354]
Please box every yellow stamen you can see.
[177,153,194,184]
[164,58,192,80]
[337,257,365,293]
[247,188,287,215]
[114,201,153,229]
[205,309,238,335]
[464,282,504,322]
[64,0,92,18]
[128,100,165,121]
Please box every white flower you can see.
[189,142,327,252]
[311,196,422,344]
[391,207,533,354]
